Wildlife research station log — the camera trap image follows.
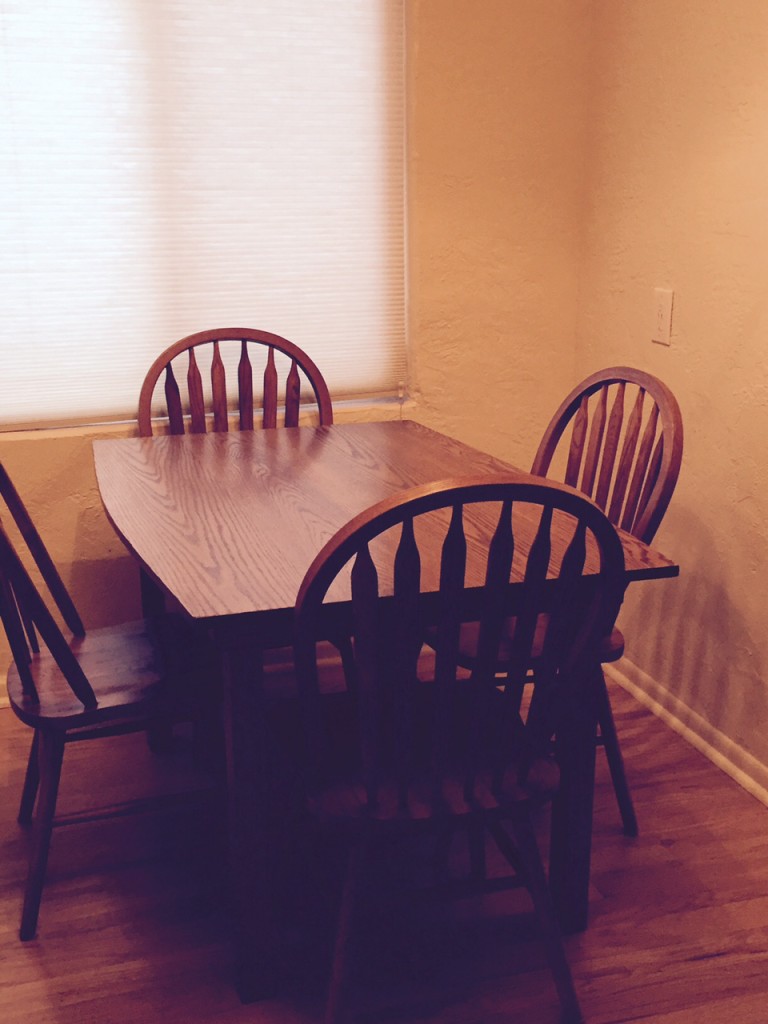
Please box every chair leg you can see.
[596,674,638,837]
[146,720,175,754]
[325,841,366,1024]
[332,633,358,694]
[468,819,486,883]
[501,816,584,1024]
[20,731,65,941]
[18,730,41,825]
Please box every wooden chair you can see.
[0,463,205,939]
[137,327,343,688]
[137,327,333,436]
[294,475,626,1024]
[531,367,684,835]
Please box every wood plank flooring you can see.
[1,680,767,1023]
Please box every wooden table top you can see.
[93,420,678,622]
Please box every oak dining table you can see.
[93,418,679,1000]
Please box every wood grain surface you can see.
[93,421,678,624]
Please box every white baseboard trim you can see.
[607,658,768,810]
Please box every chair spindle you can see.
[262,347,278,429]
[285,359,301,427]
[594,382,626,511]
[187,349,206,433]
[238,340,254,430]
[608,386,645,525]
[620,400,659,534]
[210,341,228,432]
[164,365,185,435]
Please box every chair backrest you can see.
[0,464,95,707]
[137,327,334,436]
[294,475,625,815]
[531,367,683,544]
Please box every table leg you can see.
[141,569,176,753]
[218,624,290,1002]
[548,667,600,934]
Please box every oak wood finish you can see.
[92,421,679,996]
[0,463,204,940]
[532,368,684,837]
[294,478,627,1023]
[137,327,334,437]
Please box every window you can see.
[0,0,405,428]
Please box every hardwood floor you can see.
[1,680,767,1023]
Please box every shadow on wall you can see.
[68,552,143,631]
[0,533,142,687]
[619,504,766,758]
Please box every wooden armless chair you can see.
[137,326,333,436]
[136,327,345,685]
[531,367,683,835]
[294,476,626,1024]
[0,463,203,939]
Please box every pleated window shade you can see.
[0,1,406,428]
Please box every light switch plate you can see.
[652,288,674,346]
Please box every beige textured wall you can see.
[406,0,591,464]
[578,1,768,768]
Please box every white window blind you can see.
[0,0,405,428]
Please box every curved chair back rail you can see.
[137,327,333,436]
[531,366,683,544]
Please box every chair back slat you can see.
[564,398,587,488]
[526,520,590,752]
[0,520,96,707]
[580,385,608,498]
[431,504,467,795]
[0,464,97,708]
[238,340,254,430]
[392,518,422,810]
[0,465,84,637]
[594,382,625,511]
[532,367,683,544]
[284,360,301,427]
[164,365,185,435]
[492,505,556,782]
[542,521,589,671]
[620,402,659,534]
[295,476,626,818]
[138,328,333,436]
[210,341,229,432]
[465,500,516,801]
[350,543,383,808]
[0,572,38,700]
[607,386,644,524]
[635,435,664,535]
[262,347,278,429]
[186,348,207,433]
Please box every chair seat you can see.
[7,617,202,730]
